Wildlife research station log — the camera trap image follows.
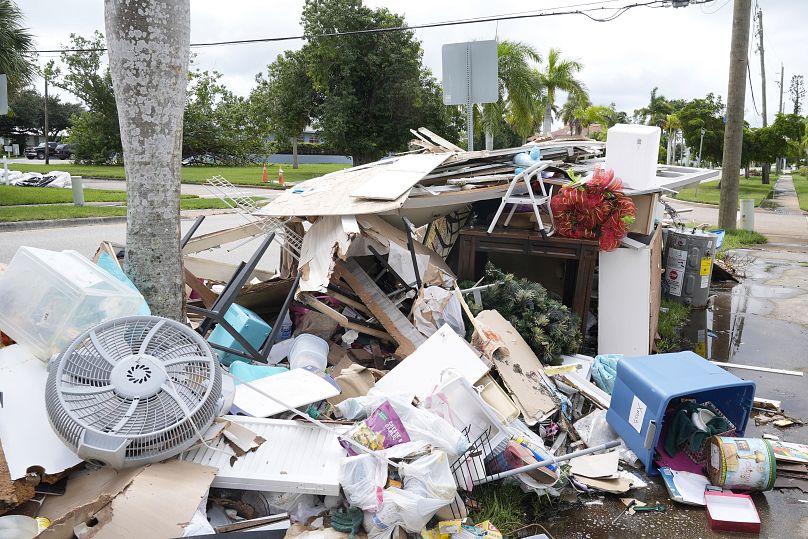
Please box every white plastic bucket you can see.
[289,333,329,371]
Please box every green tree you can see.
[252,50,320,169]
[0,0,35,95]
[578,105,612,135]
[537,48,586,135]
[480,40,542,147]
[0,87,84,139]
[301,0,434,164]
[677,93,725,166]
[51,32,122,164]
[602,102,629,127]
[747,126,786,182]
[184,70,265,165]
[789,75,805,115]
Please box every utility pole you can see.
[757,9,767,127]
[756,8,771,184]
[44,75,49,165]
[718,0,752,231]
[778,63,784,114]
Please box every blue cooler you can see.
[207,304,271,366]
[606,351,755,475]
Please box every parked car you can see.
[24,142,59,160]
[55,144,74,159]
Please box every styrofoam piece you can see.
[374,325,489,401]
[182,416,349,495]
[232,368,340,417]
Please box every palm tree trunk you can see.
[543,106,552,135]
[291,136,299,169]
[105,0,190,321]
[666,130,672,165]
[485,129,493,151]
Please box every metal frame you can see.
[486,161,554,238]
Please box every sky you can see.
[18,0,808,130]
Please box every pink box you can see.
[704,492,761,534]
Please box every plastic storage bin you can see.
[207,304,271,366]
[605,351,755,475]
[0,247,146,361]
[604,123,662,190]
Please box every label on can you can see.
[700,257,712,276]
[668,248,687,269]
[701,275,709,288]
[666,269,683,296]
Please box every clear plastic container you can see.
[0,247,145,361]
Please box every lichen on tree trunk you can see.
[105,0,190,321]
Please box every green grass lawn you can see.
[719,228,768,251]
[675,176,774,207]
[7,163,347,186]
[791,174,808,212]
[0,190,231,222]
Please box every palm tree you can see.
[560,91,591,135]
[634,87,672,127]
[663,113,682,165]
[537,48,586,135]
[106,0,190,320]
[481,40,542,149]
[578,105,612,135]
[0,0,35,94]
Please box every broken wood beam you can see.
[334,258,425,357]
[297,293,394,343]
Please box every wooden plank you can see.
[184,268,217,308]
[183,255,274,283]
[333,259,425,357]
[183,221,265,254]
[475,310,559,424]
[297,293,393,343]
[648,226,663,350]
[417,127,464,152]
[558,371,611,409]
[349,153,449,201]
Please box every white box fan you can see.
[46,316,224,468]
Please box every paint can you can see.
[707,436,776,491]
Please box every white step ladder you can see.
[486,161,555,238]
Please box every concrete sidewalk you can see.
[667,174,807,244]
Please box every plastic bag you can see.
[573,409,638,466]
[591,354,621,394]
[363,451,457,539]
[339,454,386,511]
[241,492,325,523]
[337,389,470,457]
[340,400,410,455]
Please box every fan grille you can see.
[46,316,222,467]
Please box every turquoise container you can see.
[208,304,271,366]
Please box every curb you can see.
[0,216,128,232]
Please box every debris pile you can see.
[0,125,804,538]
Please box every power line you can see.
[32,0,672,54]
[747,60,760,116]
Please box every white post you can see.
[739,199,755,231]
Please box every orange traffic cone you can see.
[261,162,268,183]
[278,168,285,186]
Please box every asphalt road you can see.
[0,213,281,273]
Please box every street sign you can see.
[441,40,498,106]
[441,40,498,151]
[0,75,8,116]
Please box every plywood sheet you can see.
[350,153,451,200]
[475,310,557,424]
[256,154,450,217]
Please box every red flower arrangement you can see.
[550,166,636,251]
